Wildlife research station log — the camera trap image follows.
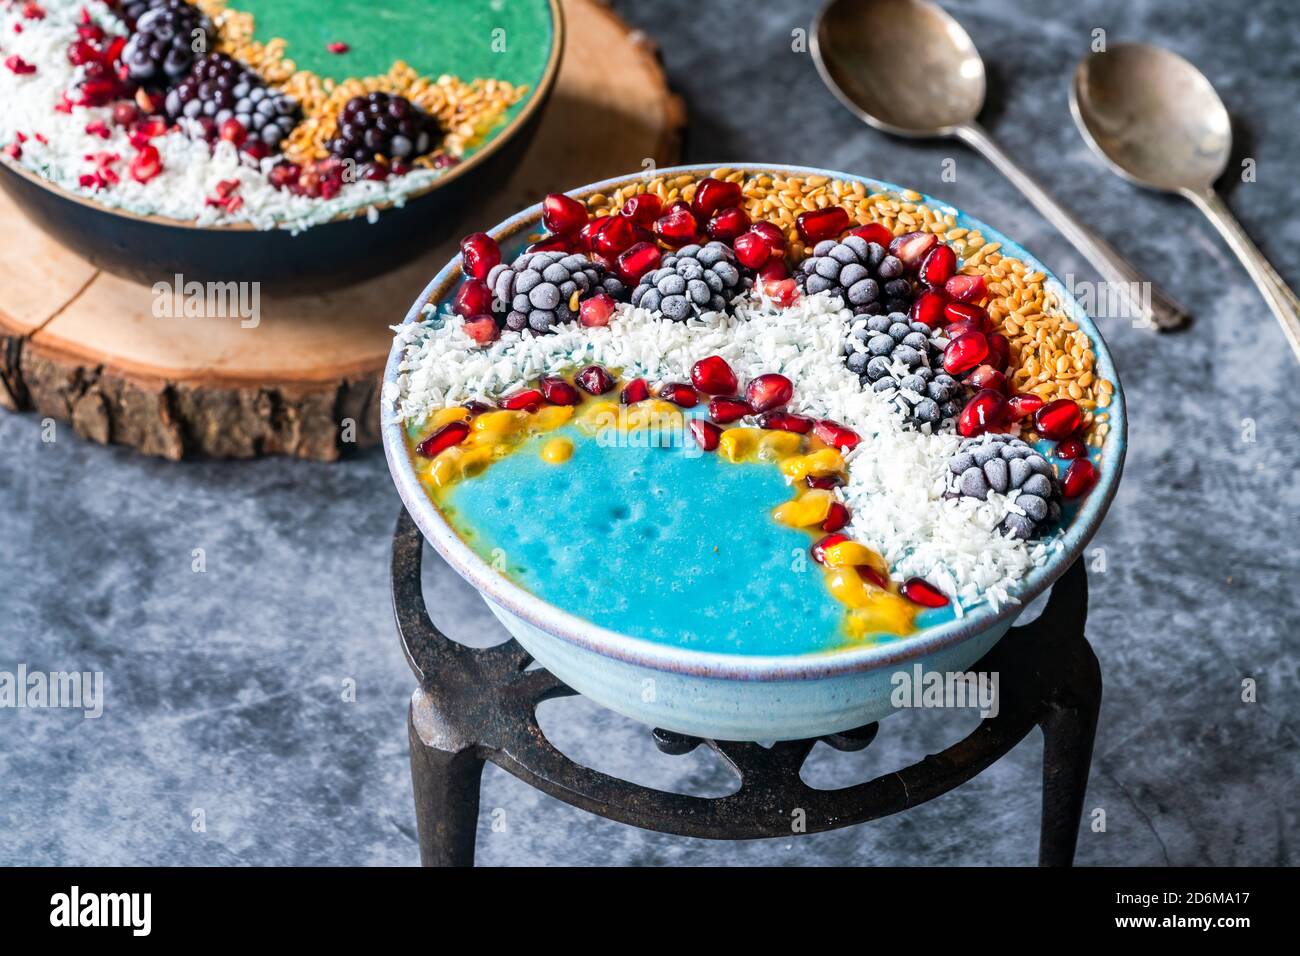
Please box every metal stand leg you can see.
[1037,694,1101,866]
[408,690,485,868]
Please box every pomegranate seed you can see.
[858,565,890,590]
[911,288,949,328]
[527,235,571,254]
[1007,394,1044,421]
[942,320,982,342]
[967,364,1008,394]
[943,300,992,331]
[540,376,581,406]
[706,206,750,242]
[326,41,350,54]
[957,389,1009,438]
[462,315,500,345]
[620,378,650,404]
[945,273,987,302]
[758,259,790,282]
[901,578,949,607]
[620,193,661,226]
[592,215,636,256]
[67,39,98,66]
[110,101,139,126]
[812,419,861,450]
[918,244,957,287]
[213,178,240,199]
[985,332,1011,371]
[760,277,798,307]
[84,119,110,139]
[1062,458,1098,498]
[459,233,500,280]
[795,206,849,244]
[542,192,588,235]
[821,501,850,532]
[751,220,787,253]
[688,419,722,452]
[691,355,738,395]
[652,206,699,248]
[944,331,989,374]
[501,388,544,412]
[579,291,617,328]
[416,421,470,457]
[5,55,36,75]
[847,222,893,247]
[758,411,814,433]
[128,145,161,183]
[1056,437,1087,460]
[218,118,247,146]
[888,231,938,269]
[708,396,751,424]
[658,382,698,408]
[1035,398,1082,440]
[4,143,21,160]
[811,533,850,565]
[732,230,772,269]
[616,241,661,284]
[806,473,844,490]
[691,178,742,218]
[745,373,793,413]
[464,399,494,415]
[268,162,301,190]
[576,215,608,252]
[451,280,493,317]
[575,365,615,395]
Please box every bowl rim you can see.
[0,0,564,233]
[382,162,1127,682]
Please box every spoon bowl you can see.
[812,0,984,136]
[1071,43,1232,193]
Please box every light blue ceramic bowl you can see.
[382,164,1127,741]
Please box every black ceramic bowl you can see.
[0,1,562,294]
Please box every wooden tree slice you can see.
[0,0,684,460]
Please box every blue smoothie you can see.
[441,424,857,655]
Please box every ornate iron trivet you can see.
[392,510,1101,866]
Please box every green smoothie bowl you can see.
[0,0,562,290]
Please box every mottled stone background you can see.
[0,0,1295,866]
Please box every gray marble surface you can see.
[1,0,1296,866]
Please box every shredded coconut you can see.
[387,288,1057,612]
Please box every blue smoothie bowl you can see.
[382,163,1126,742]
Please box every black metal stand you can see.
[392,510,1101,867]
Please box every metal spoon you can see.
[1071,42,1300,363]
[810,0,1189,330]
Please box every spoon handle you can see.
[1184,187,1300,364]
[954,121,1191,331]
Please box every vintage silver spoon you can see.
[811,0,1189,330]
[1072,42,1300,362]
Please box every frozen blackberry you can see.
[164,54,300,149]
[797,235,913,315]
[630,242,748,320]
[487,251,625,333]
[945,434,1063,539]
[122,0,213,90]
[845,312,964,428]
[326,93,439,165]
